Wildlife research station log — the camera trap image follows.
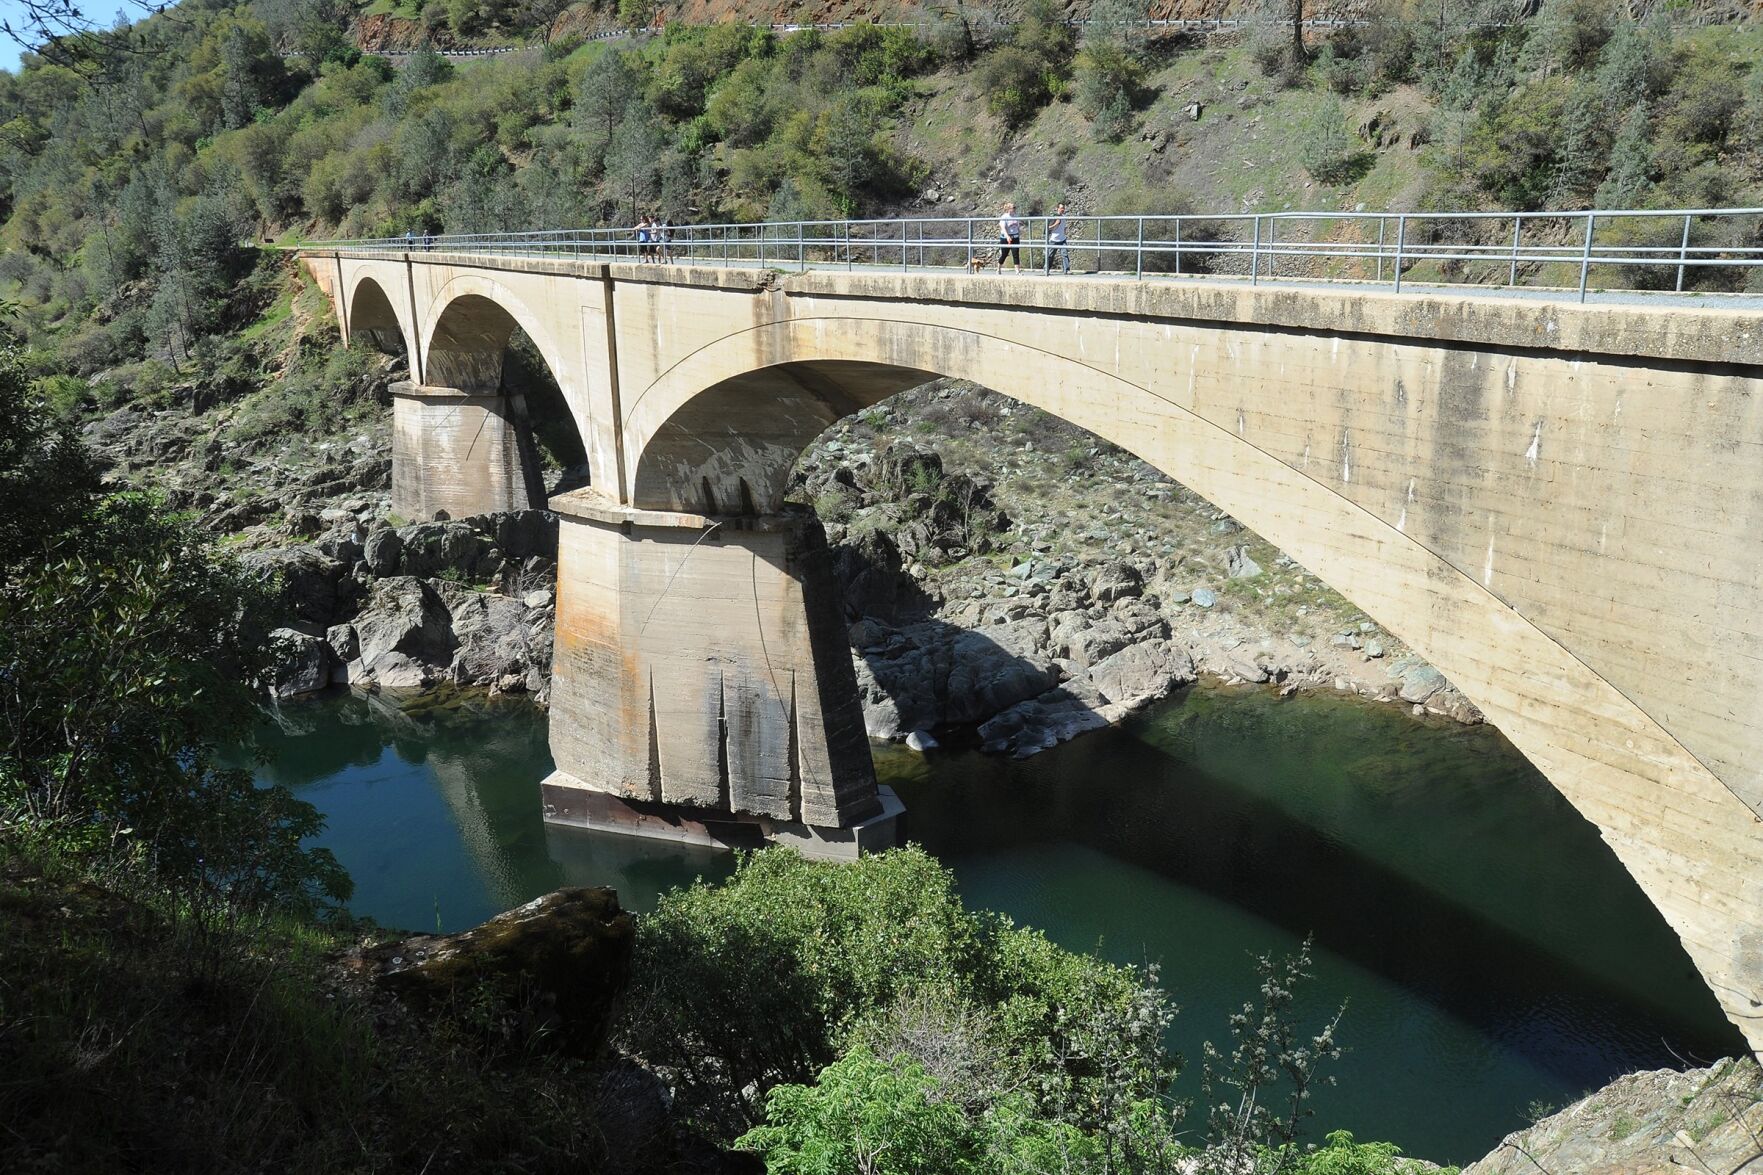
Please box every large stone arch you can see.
[624,315,1763,1049]
[345,273,414,359]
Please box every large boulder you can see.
[247,544,345,633]
[833,528,912,621]
[489,510,558,561]
[396,520,494,580]
[1089,639,1196,708]
[1090,561,1144,604]
[370,888,635,1058]
[436,581,539,685]
[977,680,1117,758]
[944,621,1059,725]
[265,628,335,698]
[353,576,456,673]
[362,527,403,576]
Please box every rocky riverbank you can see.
[85,372,1480,751]
[1463,1058,1762,1174]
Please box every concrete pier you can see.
[389,381,544,520]
[542,494,892,858]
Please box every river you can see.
[248,683,1743,1164]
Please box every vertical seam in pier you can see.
[403,254,425,385]
[598,273,629,503]
[787,671,801,823]
[646,672,663,802]
[716,671,731,812]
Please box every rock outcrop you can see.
[360,887,635,1058]
[1465,1058,1762,1175]
[261,509,560,701]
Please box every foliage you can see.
[0,350,346,917]
[1199,938,1345,1174]
[974,0,1074,127]
[1299,96,1368,186]
[736,1047,980,1173]
[619,845,1178,1146]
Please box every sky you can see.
[0,2,143,74]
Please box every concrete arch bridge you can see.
[301,238,1763,1053]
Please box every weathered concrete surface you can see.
[544,493,880,829]
[303,250,1763,1050]
[390,382,543,520]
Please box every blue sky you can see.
[0,2,143,74]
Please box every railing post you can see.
[1251,215,1261,286]
[1393,214,1406,293]
[1174,217,1182,276]
[1375,217,1386,282]
[759,225,766,269]
[1509,215,1522,287]
[1577,212,1595,303]
[966,218,973,271]
[901,219,907,271]
[1676,213,1692,293]
[798,222,804,271]
[1135,216,1144,279]
[1266,218,1277,281]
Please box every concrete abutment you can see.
[541,493,895,860]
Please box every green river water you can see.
[248,682,1743,1164]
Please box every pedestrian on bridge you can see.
[1044,202,1071,275]
[997,202,1024,272]
[634,215,654,263]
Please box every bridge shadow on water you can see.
[882,683,1747,1093]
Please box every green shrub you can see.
[619,846,1175,1142]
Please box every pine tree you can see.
[1596,102,1654,208]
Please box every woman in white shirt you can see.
[996,202,1023,272]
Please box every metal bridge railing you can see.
[294,208,1763,302]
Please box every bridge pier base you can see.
[390,381,545,521]
[541,493,896,860]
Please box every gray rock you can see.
[1192,586,1217,608]
[523,589,554,610]
[362,651,432,689]
[1089,639,1196,707]
[266,628,334,698]
[247,544,345,633]
[490,510,559,561]
[397,520,492,580]
[1226,546,1263,579]
[945,623,1058,725]
[354,577,456,670]
[363,528,403,576]
[904,729,938,752]
[1064,620,1136,668]
[326,623,360,663]
[977,680,1117,758]
[1090,561,1145,604]
[1364,640,1385,658]
[437,582,536,685]
[1397,664,1446,704]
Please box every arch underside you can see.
[346,275,411,358]
[624,316,1763,1048]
